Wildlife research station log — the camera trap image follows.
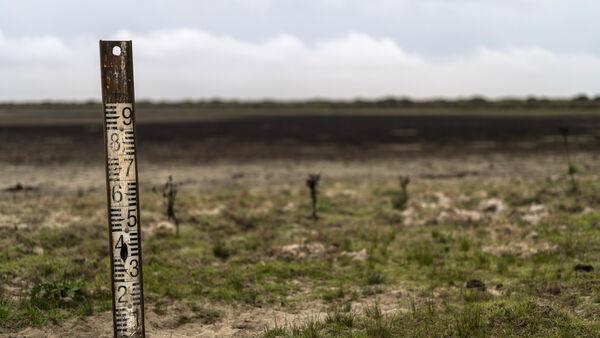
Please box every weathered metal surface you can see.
[100,41,145,338]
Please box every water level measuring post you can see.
[99,40,146,337]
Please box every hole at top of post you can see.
[112,46,122,56]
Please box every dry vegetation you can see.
[2,152,600,337]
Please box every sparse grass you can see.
[263,299,600,337]
[3,173,600,334]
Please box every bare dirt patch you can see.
[14,289,408,338]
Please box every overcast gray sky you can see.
[1,0,599,101]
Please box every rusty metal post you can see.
[100,40,145,337]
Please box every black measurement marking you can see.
[113,260,126,282]
[105,105,118,129]
[120,242,129,262]
[107,159,121,181]
[127,183,137,197]
[110,207,124,232]
[105,113,118,129]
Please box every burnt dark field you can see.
[2,112,600,165]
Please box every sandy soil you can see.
[13,289,406,337]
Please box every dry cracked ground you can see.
[2,152,600,337]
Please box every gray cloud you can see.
[1,1,599,100]
[2,28,600,101]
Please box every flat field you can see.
[2,103,600,337]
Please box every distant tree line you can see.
[4,94,600,110]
